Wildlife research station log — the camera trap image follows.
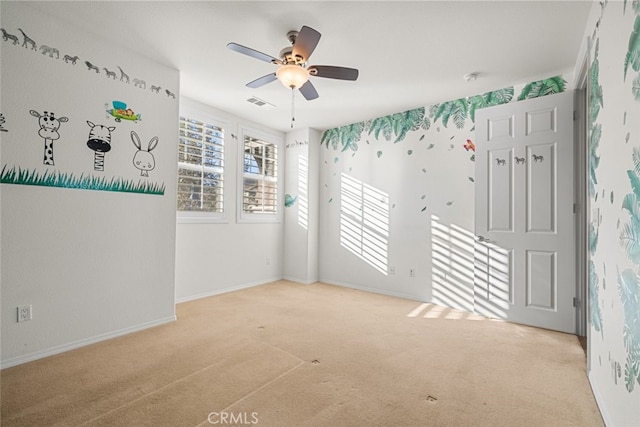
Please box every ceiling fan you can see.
[226,25,359,101]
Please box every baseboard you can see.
[320,278,425,302]
[588,371,613,426]
[175,276,284,304]
[282,275,317,285]
[0,315,177,370]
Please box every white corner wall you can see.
[580,1,640,426]
[283,128,320,284]
[1,3,179,367]
[174,98,285,302]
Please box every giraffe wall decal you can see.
[29,110,69,166]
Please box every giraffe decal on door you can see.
[29,110,69,166]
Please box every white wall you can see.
[1,2,179,367]
[318,113,472,302]
[581,1,640,425]
[316,76,572,304]
[174,98,285,302]
[283,128,320,284]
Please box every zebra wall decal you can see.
[86,121,115,171]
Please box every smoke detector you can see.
[464,72,479,82]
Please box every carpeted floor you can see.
[1,280,603,426]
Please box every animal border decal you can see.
[0,25,177,100]
[0,22,169,195]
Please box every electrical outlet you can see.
[409,268,416,278]
[266,257,271,266]
[17,305,32,322]
[389,266,395,275]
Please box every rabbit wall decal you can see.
[130,130,158,177]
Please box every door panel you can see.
[526,250,556,310]
[475,91,575,333]
[526,106,557,135]
[527,142,556,233]
[488,148,514,232]
[474,244,512,318]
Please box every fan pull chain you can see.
[290,88,296,129]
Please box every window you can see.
[239,130,280,221]
[177,114,225,220]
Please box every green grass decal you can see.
[1,165,165,195]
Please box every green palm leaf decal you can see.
[366,108,428,144]
[391,107,427,143]
[589,222,599,254]
[624,16,640,81]
[589,123,601,196]
[321,128,340,150]
[620,215,640,264]
[368,115,394,141]
[467,95,485,123]
[629,168,640,199]
[321,123,364,152]
[621,167,640,263]
[428,103,439,118]
[486,87,514,105]
[625,355,640,392]
[590,40,604,124]
[590,260,603,335]
[339,122,364,152]
[617,268,640,392]
[633,74,640,101]
[517,76,566,100]
[467,87,514,122]
[431,98,468,129]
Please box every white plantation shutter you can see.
[177,116,224,213]
[243,135,278,214]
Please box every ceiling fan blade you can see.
[227,42,280,64]
[299,80,319,100]
[246,73,278,88]
[292,26,321,62]
[309,65,359,81]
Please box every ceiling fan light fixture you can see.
[276,64,309,89]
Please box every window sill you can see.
[177,213,229,224]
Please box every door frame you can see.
[574,38,591,358]
[575,57,589,339]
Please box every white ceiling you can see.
[26,1,593,133]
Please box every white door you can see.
[474,91,575,333]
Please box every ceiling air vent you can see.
[246,97,275,109]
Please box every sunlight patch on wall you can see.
[431,215,475,312]
[340,173,389,274]
[297,154,309,230]
[473,240,510,319]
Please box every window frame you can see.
[177,101,228,224]
[237,126,283,224]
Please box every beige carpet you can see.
[1,280,603,426]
